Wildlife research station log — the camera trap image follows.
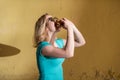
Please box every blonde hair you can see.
[33,13,49,48]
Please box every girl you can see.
[33,13,86,80]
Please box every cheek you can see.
[48,22,54,26]
[51,22,55,26]
[47,23,56,31]
[48,25,56,31]
[50,22,56,29]
[51,25,56,31]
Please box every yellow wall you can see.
[0,0,120,80]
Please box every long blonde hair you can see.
[33,13,49,48]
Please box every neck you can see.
[48,31,57,45]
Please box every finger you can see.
[60,19,65,22]
[61,18,66,20]
[63,18,68,20]
[63,18,65,20]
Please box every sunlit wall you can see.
[0,0,120,80]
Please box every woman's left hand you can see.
[61,18,75,29]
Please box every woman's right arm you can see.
[41,19,75,58]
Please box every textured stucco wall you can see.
[0,0,120,80]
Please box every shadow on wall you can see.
[0,43,20,57]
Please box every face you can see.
[45,15,61,32]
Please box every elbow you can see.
[66,55,74,58]
[65,52,74,58]
[81,41,86,45]
[77,41,86,47]
[64,48,74,58]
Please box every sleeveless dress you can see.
[36,38,65,80]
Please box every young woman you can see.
[33,13,86,80]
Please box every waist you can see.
[39,73,64,80]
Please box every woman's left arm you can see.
[72,25,86,47]
[63,19,86,47]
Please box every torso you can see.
[36,38,65,80]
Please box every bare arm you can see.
[63,19,86,47]
[63,26,86,47]
[41,19,74,58]
[63,26,74,57]
[73,25,86,47]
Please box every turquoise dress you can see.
[36,38,65,80]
